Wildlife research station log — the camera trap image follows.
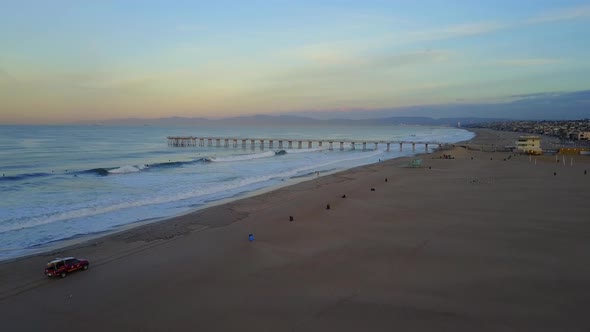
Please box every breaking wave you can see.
[79,158,209,176]
[0,149,387,234]
[207,151,276,162]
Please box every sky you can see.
[1,0,589,124]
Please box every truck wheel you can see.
[83,264,89,270]
[60,272,67,278]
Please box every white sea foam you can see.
[0,150,387,234]
[208,151,275,162]
[109,165,147,174]
[284,147,326,154]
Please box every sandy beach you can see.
[1,128,589,331]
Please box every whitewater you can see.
[0,124,474,260]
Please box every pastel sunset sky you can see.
[1,0,589,124]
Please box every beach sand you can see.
[1,129,589,331]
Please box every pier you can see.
[167,136,446,152]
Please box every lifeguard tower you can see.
[515,136,542,155]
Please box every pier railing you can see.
[166,136,447,152]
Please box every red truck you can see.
[45,257,89,278]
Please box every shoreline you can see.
[0,135,460,263]
[2,128,589,331]
[0,128,558,266]
[0,133,460,279]
[0,126,574,268]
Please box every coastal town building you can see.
[515,136,542,154]
[467,119,590,142]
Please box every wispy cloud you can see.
[407,22,507,42]
[174,3,588,63]
[370,50,450,68]
[394,4,590,44]
[526,5,590,24]
[281,19,512,64]
[289,42,365,66]
[284,34,453,66]
[275,49,451,83]
[509,91,564,99]
[497,58,562,66]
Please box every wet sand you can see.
[1,129,589,331]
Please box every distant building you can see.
[515,136,542,154]
[578,132,590,141]
[559,147,590,155]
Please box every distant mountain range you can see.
[77,89,590,126]
[285,90,590,120]
[78,115,507,127]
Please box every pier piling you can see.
[167,136,442,153]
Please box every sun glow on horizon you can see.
[1,1,589,124]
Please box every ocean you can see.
[0,124,474,261]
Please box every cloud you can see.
[280,21,505,65]
[243,48,455,108]
[509,89,590,102]
[497,58,562,66]
[393,5,590,44]
[509,92,563,99]
[282,89,590,120]
[371,50,450,67]
[256,3,589,71]
[407,22,507,42]
[272,49,451,84]
[289,42,365,66]
[526,5,590,24]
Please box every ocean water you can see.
[0,124,474,260]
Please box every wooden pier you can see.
[167,136,447,152]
